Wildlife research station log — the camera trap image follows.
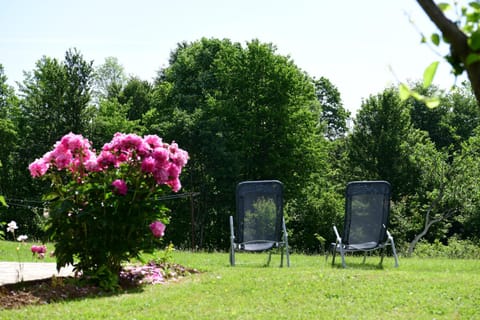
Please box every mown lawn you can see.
[1,242,479,319]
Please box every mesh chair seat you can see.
[335,241,379,251]
[240,241,276,252]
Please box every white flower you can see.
[7,220,18,233]
[17,235,28,242]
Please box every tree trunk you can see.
[407,184,444,256]
[407,216,441,256]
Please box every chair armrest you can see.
[282,216,288,241]
[386,230,393,241]
[333,225,342,244]
[229,216,235,242]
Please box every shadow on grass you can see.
[0,275,146,310]
[0,262,202,310]
[325,253,399,270]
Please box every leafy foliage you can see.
[347,87,414,200]
[314,77,351,140]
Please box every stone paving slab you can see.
[0,262,75,285]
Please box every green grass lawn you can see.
[0,240,56,263]
[1,242,479,319]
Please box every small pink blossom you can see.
[112,179,128,195]
[31,244,47,259]
[141,156,156,173]
[28,158,50,177]
[149,221,166,238]
[152,147,169,164]
[31,245,47,254]
[84,157,100,172]
[153,167,169,185]
[60,132,91,152]
[144,135,163,149]
[168,178,182,192]
[97,150,117,168]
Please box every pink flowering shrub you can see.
[29,132,188,290]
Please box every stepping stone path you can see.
[0,262,74,285]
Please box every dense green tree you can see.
[446,130,480,240]
[347,87,414,200]
[441,82,480,150]
[150,38,329,250]
[0,64,19,197]
[9,49,93,237]
[118,77,153,121]
[92,56,127,102]
[408,83,452,150]
[89,98,142,149]
[63,48,93,134]
[408,81,480,152]
[19,48,93,158]
[314,77,351,140]
[391,129,454,252]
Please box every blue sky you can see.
[0,0,461,115]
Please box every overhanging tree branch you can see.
[417,0,480,104]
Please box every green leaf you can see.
[425,97,441,109]
[468,31,480,50]
[438,3,452,11]
[399,83,411,100]
[0,195,7,207]
[469,2,480,10]
[431,33,441,46]
[423,61,439,88]
[411,91,423,100]
[42,192,60,201]
[466,53,480,65]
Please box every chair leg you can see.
[387,230,399,268]
[280,245,284,267]
[230,246,235,266]
[286,247,290,267]
[266,251,272,267]
[229,216,235,267]
[282,217,290,267]
[331,245,336,266]
[390,239,399,268]
[339,246,347,268]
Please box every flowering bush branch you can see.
[29,132,188,290]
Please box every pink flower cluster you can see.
[112,179,128,195]
[31,245,47,259]
[29,132,189,192]
[150,221,166,238]
[29,133,95,177]
[120,263,165,285]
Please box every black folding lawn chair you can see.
[229,180,290,267]
[331,181,399,268]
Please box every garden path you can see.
[0,262,74,285]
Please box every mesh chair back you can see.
[236,180,284,244]
[343,181,391,247]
